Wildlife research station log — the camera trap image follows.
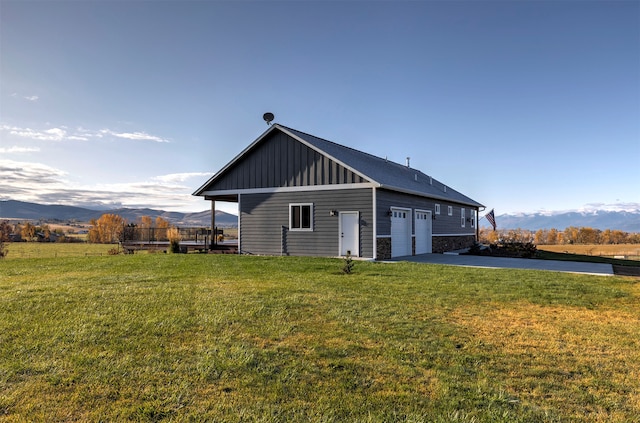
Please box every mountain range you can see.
[0,200,237,227]
[480,210,640,232]
[1,200,638,232]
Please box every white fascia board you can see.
[198,182,377,197]
[276,125,379,186]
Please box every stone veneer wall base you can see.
[432,235,476,253]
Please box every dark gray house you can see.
[194,124,484,259]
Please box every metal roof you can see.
[194,124,483,208]
[278,125,484,208]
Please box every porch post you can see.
[211,200,216,247]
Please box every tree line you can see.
[89,214,174,243]
[479,227,640,245]
[0,214,174,245]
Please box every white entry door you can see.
[415,210,433,254]
[339,211,359,257]
[391,208,411,257]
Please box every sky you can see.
[1,0,638,217]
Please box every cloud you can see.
[152,172,212,184]
[1,124,170,143]
[0,159,68,187]
[8,93,39,101]
[0,146,41,153]
[99,129,170,143]
[0,159,209,213]
[579,202,640,213]
[1,125,68,141]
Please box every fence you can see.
[121,226,223,244]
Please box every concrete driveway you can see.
[389,253,614,276]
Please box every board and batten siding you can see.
[210,131,368,191]
[376,189,476,237]
[240,189,374,258]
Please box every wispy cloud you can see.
[1,125,68,141]
[1,124,170,143]
[0,146,41,153]
[152,172,212,184]
[99,129,170,143]
[9,93,39,101]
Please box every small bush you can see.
[342,251,355,274]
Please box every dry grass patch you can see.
[449,301,640,421]
[538,244,640,259]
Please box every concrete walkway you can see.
[389,253,614,276]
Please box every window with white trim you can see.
[470,210,476,228]
[448,206,453,216]
[435,204,440,215]
[290,203,313,231]
[461,208,466,227]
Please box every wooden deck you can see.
[120,241,238,254]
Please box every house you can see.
[193,124,484,259]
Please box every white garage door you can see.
[415,210,432,254]
[391,208,411,257]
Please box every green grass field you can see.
[2,242,118,259]
[1,253,639,422]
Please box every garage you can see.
[415,210,433,254]
[390,208,412,257]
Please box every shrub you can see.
[0,220,10,259]
[488,240,537,258]
[167,227,181,254]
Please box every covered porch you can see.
[206,194,239,252]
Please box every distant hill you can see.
[480,210,640,232]
[3,200,638,232]
[0,200,237,227]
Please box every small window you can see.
[448,206,453,216]
[461,208,466,228]
[290,203,313,231]
[435,204,440,215]
[470,210,476,228]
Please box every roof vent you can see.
[406,157,410,167]
[444,185,447,193]
[429,176,433,185]
[414,174,418,181]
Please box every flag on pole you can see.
[485,209,496,231]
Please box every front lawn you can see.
[1,255,638,421]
